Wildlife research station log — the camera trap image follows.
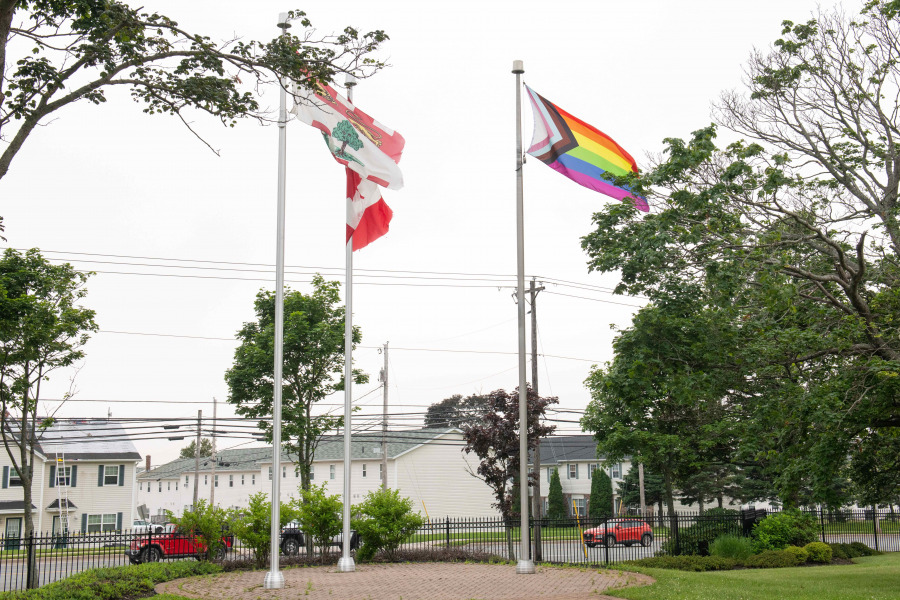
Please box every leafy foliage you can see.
[751,510,818,553]
[179,438,213,459]
[709,534,754,560]
[588,468,613,519]
[461,387,556,519]
[226,276,367,492]
[547,469,566,520]
[743,549,804,569]
[227,492,296,569]
[165,499,229,561]
[624,555,738,571]
[783,545,810,564]
[803,541,833,563]
[0,560,221,600]
[352,487,424,562]
[662,508,742,556]
[0,1,389,181]
[424,394,488,429]
[292,483,342,560]
[0,249,96,545]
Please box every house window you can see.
[362,464,367,478]
[139,482,143,491]
[229,475,234,488]
[547,467,557,483]
[204,475,208,485]
[214,475,219,488]
[573,498,586,516]
[175,481,178,491]
[158,481,161,492]
[55,466,72,486]
[185,475,189,487]
[251,474,255,485]
[310,465,314,480]
[611,463,622,479]
[330,465,335,480]
[282,466,286,478]
[167,481,171,491]
[588,464,598,479]
[104,465,119,486]
[568,464,578,479]
[87,514,117,533]
[241,474,245,485]
[379,463,383,480]
[268,467,273,481]
[543,498,549,515]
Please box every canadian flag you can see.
[346,168,393,251]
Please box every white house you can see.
[0,420,142,537]
[138,427,500,520]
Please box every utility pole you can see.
[380,342,389,489]
[638,463,646,515]
[193,410,201,510]
[529,278,545,561]
[210,397,217,506]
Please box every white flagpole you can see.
[513,59,535,575]
[338,72,358,574]
[264,11,291,590]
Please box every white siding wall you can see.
[394,432,500,518]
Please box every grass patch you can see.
[609,554,900,600]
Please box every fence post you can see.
[445,517,450,549]
[603,517,609,567]
[819,507,826,543]
[872,506,879,552]
[25,531,36,589]
[674,513,681,556]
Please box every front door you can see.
[4,517,22,550]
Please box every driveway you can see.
[155,562,654,600]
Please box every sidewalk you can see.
[155,561,653,600]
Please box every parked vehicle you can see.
[582,519,653,547]
[125,527,233,564]
[280,521,361,555]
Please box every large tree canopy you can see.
[581,1,900,508]
[0,0,387,180]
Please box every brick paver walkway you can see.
[155,562,653,600]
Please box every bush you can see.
[293,483,343,560]
[783,545,809,563]
[849,541,880,556]
[751,510,818,552]
[624,555,737,571]
[166,499,230,561]
[829,543,849,559]
[228,491,297,569]
[352,487,425,561]
[661,508,742,555]
[743,549,803,568]
[0,561,221,600]
[709,534,753,560]
[804,541,833,563]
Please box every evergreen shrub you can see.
[803,541,833,563]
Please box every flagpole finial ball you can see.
[512,60,524,74]
[277,13,291,29]
[345,73,358,88]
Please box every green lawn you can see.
[823,520,899,534]
[608,554,900,600]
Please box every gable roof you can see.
[533,435,604,465]
[139,428,458,480]
[35,420,141,461]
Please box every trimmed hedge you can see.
[623,555,738,571]
[751,510,818,552]
[804,541,832,563]
[783,545,809,563]
[743,549,804,568]
[0,560,222,600]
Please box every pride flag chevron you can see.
[525,85,648,212]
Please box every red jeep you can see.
[125,526,233,563]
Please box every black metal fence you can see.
[0,508,897,592]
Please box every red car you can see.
[582,519,653,547]
[125,527,233,563]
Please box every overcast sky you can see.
[1,0,825,466]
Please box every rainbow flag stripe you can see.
[526,85,648,212]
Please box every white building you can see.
[138,427,500,520]
[0,420,142,536]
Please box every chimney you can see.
[145,455,151,471]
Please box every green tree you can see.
[227,492,296,569]
[580,1,900,507]
[617,465,666,517]
[179,438,213,459]
[352,487,424,562]
[423,393,488,429]
[292,483,342,562]
[331,119,363,157]
[0,1,388,181]
[166,500,229,562]
[588,468,613,520]
[547,468,565,520]
[0,249,96,553]
[225,275,367,494]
